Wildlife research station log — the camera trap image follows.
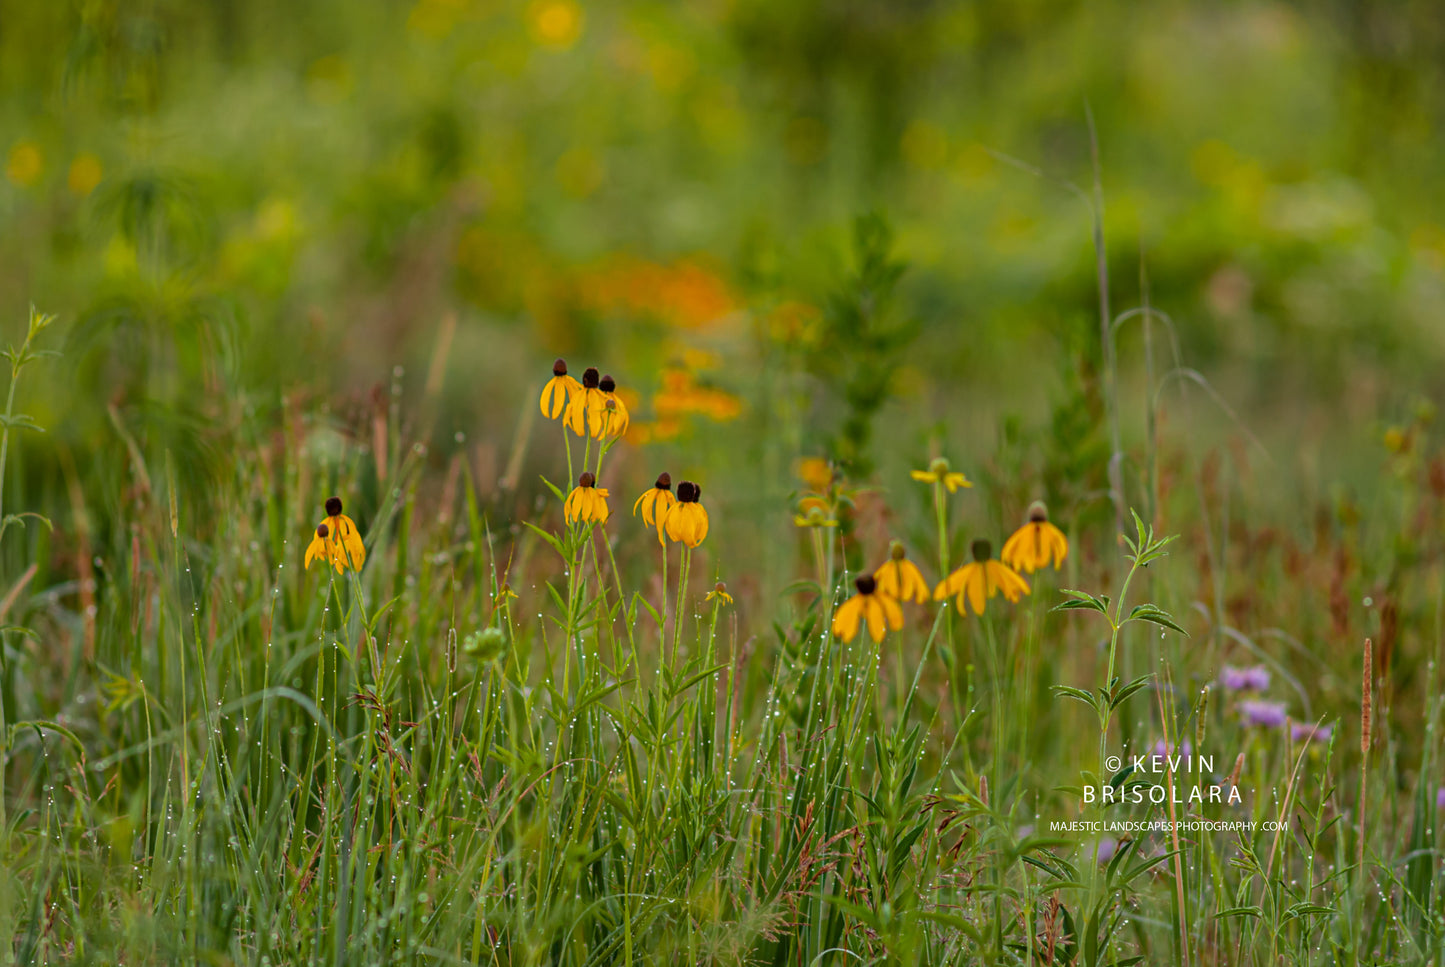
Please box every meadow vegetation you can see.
[3,1,1445,964]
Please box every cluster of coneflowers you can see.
[297,370,1070,653]
[827,457,1071,644]
[539,359,708,545]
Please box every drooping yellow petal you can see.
[1046,522,1069,569]
[563,392,592,436]
[964,564,987,615]
[874,560,901,598]
[986,561,1030,602]
[1000,526,1031,573]
[333,514,365,569]
[933,568,964,602]
[879,593,905,632]
[910,470,937,484]
[305,533,326,570]
[664,505,687,543]
[540,377,563,418]
[690,504,709,546]
[832,595,865,642]
[899,560,929,603]
[861,596,885,642]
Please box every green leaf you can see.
[1052,685,1099,711]
[0,414,43,432]
[521,520,565,559]
[2,512,52,534]
[1125,604,1189,636]
[1052,589,1110,616]
[632,592,663,631]
[1283,902,1337,920]
[537,474,568,501]
[1109,673,1154,710]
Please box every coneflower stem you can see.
[672,546,691,668]
[597,526,636,662]
[563,422,573,488]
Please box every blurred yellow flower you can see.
[6,141,43,187]
[663,481,708,547]
[305,496,365,572]
[540,358,582,419]
[796,457,833,494]
[653,368,742,424]
[874,541,929,604]
[564,472,609,524]
[578,256,733,330]
[67,153,103,196]
[832,575,903,644]
[934,540,1028,616]
[1000,502,1068,574]
[911,457,971,493]
[793,495,837,528]
[528,0,583,50]
[706,582,733,606]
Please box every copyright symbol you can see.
[1104,756,1122,773]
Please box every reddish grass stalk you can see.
[1358,638,1373,880]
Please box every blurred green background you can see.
[3,0,1445,557]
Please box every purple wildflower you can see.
[1437,787,1445,810]
[1093,838,1118,864]
[1239,699,1288,729]
[1290,722,1332,743]
[1219,664,1271,692]
[1150,738,1193,760]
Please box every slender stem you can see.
[0,343,20,840]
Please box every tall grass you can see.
[0,306,1443,965]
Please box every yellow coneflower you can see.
[874,540,929,604]
[934,540,1029,616]
[563,367,604,436]
[705,581,733,606]
[832,575,904,644]
[564,471,610,524]
[593,397,627,439]
[591,374,630,438]
[539,357,582,419]
[1000,501,1069,574]
[304,496,365,572]
[664,480,709,547]
[910,456,971,493]
[304,523,344,573]
[793,494,838,528]
[633,472,677,527]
